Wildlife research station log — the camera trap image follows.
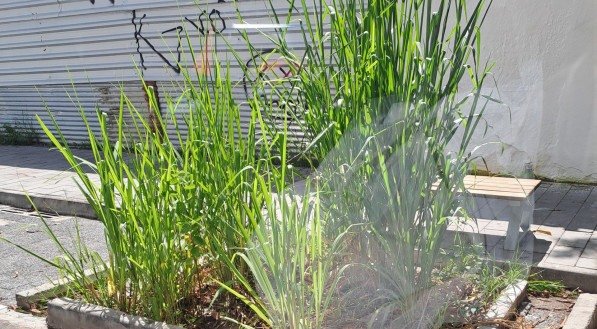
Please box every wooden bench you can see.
[460,175,541,250]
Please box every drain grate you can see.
[0,205,64,221]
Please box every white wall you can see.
[469,0,597,183]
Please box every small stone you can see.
[26,225,40,233]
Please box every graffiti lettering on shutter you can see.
[132,9,228,75]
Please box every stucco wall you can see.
[469,0,597,183]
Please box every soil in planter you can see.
[515,289,578,329]
[20,281,268,328]
[178,281,268,329]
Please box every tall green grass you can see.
[34,59,279,324]
[254,0,494,162]
[6,0,499,327]
[224,0,498,327]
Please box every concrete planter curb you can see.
[562,293,597,329]
[479,280,527,329]
[0,190,96,219]
[531,263,597,294]
[15,268,103,310]
[46,298,183,329]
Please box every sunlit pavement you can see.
[0,206,107,306]
[0,304,46,329]
[0,145,97,204]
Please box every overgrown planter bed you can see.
[19,268,532,329]
[0,0,508,326]
[19,278,257,329]
[30,277,596,329]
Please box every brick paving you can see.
[449,182,597,272]
[0,145,99,204]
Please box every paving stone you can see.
[533,186,549,201]
[580,240,597,259]
[477,200,508,220]
[479,229,505,250]
[532,208,552,225]
[536,185,570,210]
[449,219,487,233]
[520,233,554,255]
[489,245,522,262]
[576,258,597,270]
[489,244,544,264]
[556,230,592,248]
[566,208,597,232]
[541,209,577,227]
[536,225,565,242]
[555,200,584,213]
[544,245,583,267]
[556,189,591,205]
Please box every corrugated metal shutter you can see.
[0,82,149,144]
[0,0,315,84]
[0,0,325,152]
[157,81,308,154]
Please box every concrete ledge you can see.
[562,293,597,329]
[16,281,70,311]
[531,262,597,293]
[16,268,103,310]
[480,280,527,329]
[0,190,96,219]
[47,298,183,329]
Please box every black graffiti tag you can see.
[243,49,301,107]
[132,10,183,74]
[132,9,228,74]
[184,9,227,35]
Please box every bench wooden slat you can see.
[465,189,528,199]
[464,177,541,187]
[464,175,541,186]
[433,175,541,200]
[463,182,539,192]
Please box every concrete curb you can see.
[484,280,528,320]
[0,190,96,219]
[16,268,102,310]
[562,293,597,329]
[16,281,70,311]
[479,280,528,329]
[531,262,597,294]
[47,298,183,329]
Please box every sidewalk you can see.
[0,145,596,289]
[449,182,597,291]
[0,145,98,218]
